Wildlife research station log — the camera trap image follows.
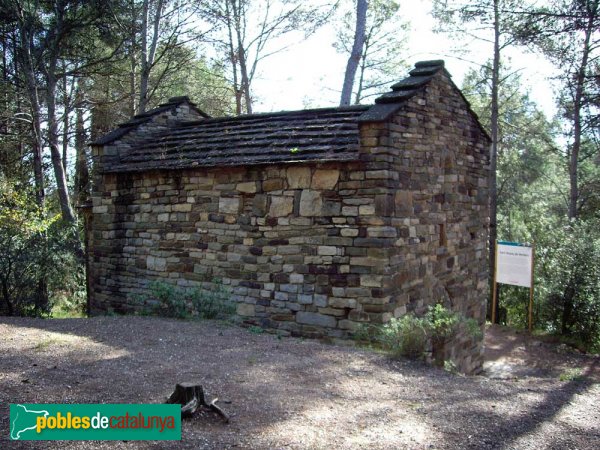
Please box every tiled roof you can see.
[106,106,369,172]
[97,61,454,173]
[90,96,210,146]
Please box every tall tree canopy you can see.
[513,0,600,220]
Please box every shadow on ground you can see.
[0,317,598,449]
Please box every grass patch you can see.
[51,307,86,319]
[558,368,585,382]
[131,279,235,320]
[50,291,87,318]
[33,337,64,351]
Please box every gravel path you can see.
[1,316,599,449]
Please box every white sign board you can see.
[497,242,533,288]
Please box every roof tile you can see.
[105,106,368,173]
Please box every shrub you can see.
[146,281,190,319]
[353,323,382,345]
[134,279,234,320]
[539,220,600,352]
[378,315,429,358]
[0,182,84,318]
[189,279,235,319]
[425,303,460,341]
[356,304,483,364]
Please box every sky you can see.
[250,0,559,117]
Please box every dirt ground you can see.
[1,316,599,449]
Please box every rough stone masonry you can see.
[87,60,491,373]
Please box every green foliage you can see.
[148,50,237,117]
[377,315,430,358]
[353,322,381,345]
[461,64,600,353]
[51,294,87,318]
[558,368,584,382]
[134,279,234,320]
[0,182,84,317]
[464,316,484,340]
[424,304,460,341]
[145,281,190,319]
[190,279,235,320]
[248,326,265,334]
[444,360,459,374]
[539,220,600,351]
[356,305,482,360]
[494,218,600,353]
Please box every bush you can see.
[425,303,460,341]
[145,281,189,318]
[356,304,482,362]
[539,220,600,352]
[0,182,84,318]
[378,315,429,358]
[189,279,234,319]
[134,279,234,320]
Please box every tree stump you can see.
[166,382,229,422]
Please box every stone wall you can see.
[88,161,395,335]
[355,71,490,373]
[88,71,490,374]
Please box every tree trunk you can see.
[230,0,251,114]
[431,337,445,368]
[340,0,368,106]
[46,69,77,224]
[561,281,576,335]
[238,46,252,114]
[74,86,89,205]
[139,0,150,113]
[488,0,500,323]
[139,0,164,114]
[17,21,45,206]
[129,0,138,116]
[62,70,69,179]
[354,38,369,104]
[26,77,45,207]
[568,12,594,220]
[130,51,137,116]
[225,0,242,115]
[2,278,14,316]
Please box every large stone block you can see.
[329,297,357,308]
[340,228,359,237]
[237,181,257,193]
[296,311,337,328]
[287,166,311,189]
[297,294,313,304]
[338,320,360,331]
[361,274,382,287]
[237,303,255,316]
[269,196,294,217]
[263,178,284,191]
[253,195,267,216]
[367,226,397,238]
[147,255,166,271]
[312,169,339,189]
[299,190,322,216]
[219,197,239,214]
[318,246,338,256]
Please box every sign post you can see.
[491,241,535,331]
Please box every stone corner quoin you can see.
[86,61,491,374]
